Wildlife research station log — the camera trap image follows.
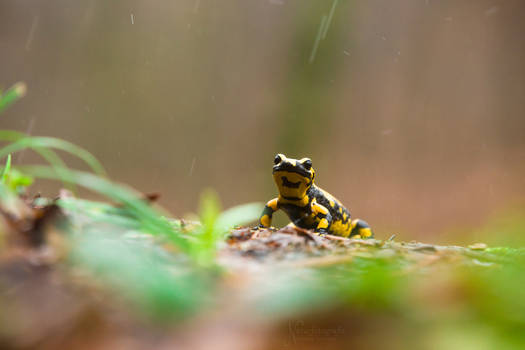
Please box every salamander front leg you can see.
[258,198,279,228]
[312,201,332,235]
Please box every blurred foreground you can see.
[1,188,525,350]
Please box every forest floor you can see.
[1,190,524,350]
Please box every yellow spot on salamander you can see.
[317,218,329,230]
[312,201,328,215]
[267,198,279,210]
[358,227,372,238]
[260,214,271,227]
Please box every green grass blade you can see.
[0,132,76,190]
[0,154,11,183]
[71,231,209,319]
[0,133,106,176]
[19,165,190,253]
[0,131,70,170]
[0,130,31,142]
[191,190,262,266]
[0,82,26,114]
[58,197,142,230]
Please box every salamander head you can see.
[272,153,315,200]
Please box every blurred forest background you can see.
[1,0,524,242]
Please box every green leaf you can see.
[215,202,263,237]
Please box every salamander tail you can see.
[349,219,373,239]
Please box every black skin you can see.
[278,186,341,234]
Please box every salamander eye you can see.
[302,158,312,170]
[274,154,282,165]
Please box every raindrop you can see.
[189,157,196,176]
[25,15,39,51]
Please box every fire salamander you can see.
[258,154,373,238]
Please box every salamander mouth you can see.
[273,163,311,178]
[281,176,301,188]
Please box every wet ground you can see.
[0,193,514,350]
